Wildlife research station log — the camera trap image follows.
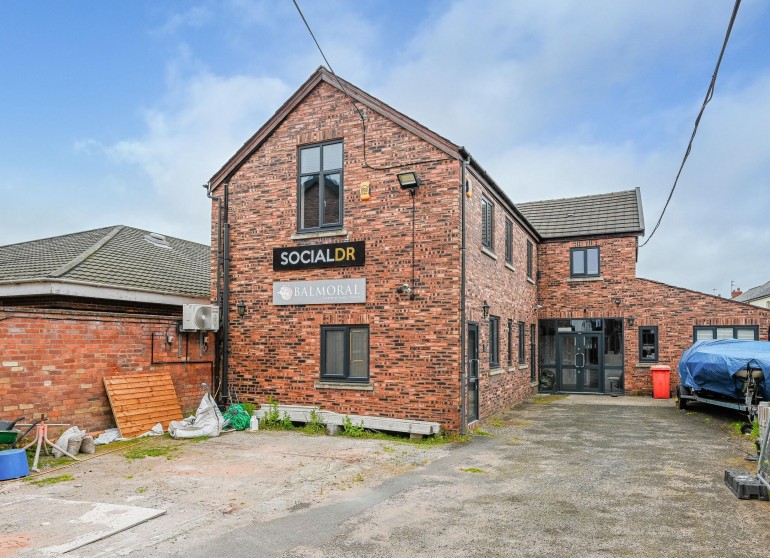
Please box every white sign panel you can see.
[273,278,366,305]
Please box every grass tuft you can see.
[26,474,74,486]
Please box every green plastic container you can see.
[0,430,19,445]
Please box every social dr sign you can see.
[273,241,365,271]
[273,278,366,306]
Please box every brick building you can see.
[205,68,770,432]
[0,226,214,431]
[519,190,770,396]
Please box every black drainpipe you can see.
[221,183,231,405]
[204,183,223,400]
[459,151,469,435]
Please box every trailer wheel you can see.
[677,385,688,410]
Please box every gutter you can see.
[0,278,208,307]
[459,147,541,243]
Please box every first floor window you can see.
[489,316,500,368]
[639,326,659,362]
[527,240,534,278]
[482,196,494,250]
[299,141,343,231]
[693,325,758,341]
[518,321,526,364]
[570,246,600,277]
[321,325,369,381]
[505,219,513,264]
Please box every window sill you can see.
[481,246,497,260]
[526,277,535,285]
[489,368,504,377]
[505,262,515,272]
[567,276,604,283]
[292,229,348,241]
[315,381,373,391]
[634,362,659,368]
[519,363,528,370]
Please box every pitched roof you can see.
[208,67,461,190]
[0,226,210,300]
[735,280,770,303]
[206,66,541,241]
[516,188,645,240]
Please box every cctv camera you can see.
[397,283,412,294]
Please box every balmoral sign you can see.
[273,241,365,271]
[273,278,366,306]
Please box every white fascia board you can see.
[0,279,209,306]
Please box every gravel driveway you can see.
[2,395,768,557]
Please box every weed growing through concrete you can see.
[341,416,366,438]
[124,445,177,460]
[260,398,285,429]
[301,409,325,435]
[730,420,760,438]
[529,394,569,405]
[459,467,486,474]
[26,474,74,487]
[136,486,148,493]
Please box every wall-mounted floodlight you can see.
[397,171,420,190]
[626,316,635,327]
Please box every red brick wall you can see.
[537,235,770,395]
[0,308,213,432]
[464,170,539,420]
[214,82,466,430]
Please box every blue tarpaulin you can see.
[678,339,770,400]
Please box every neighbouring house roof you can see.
[516,188,645,240]
[206,66,541,241]
[735,280,770,303]
[0,226,210,305]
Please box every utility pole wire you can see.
[640,0,741,248]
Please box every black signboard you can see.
[273,241,366,271]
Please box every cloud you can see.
[153,5,212,36]
[107,70,292,242]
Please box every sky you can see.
[2,0,769,297]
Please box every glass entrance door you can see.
[467,323,479,423]
[557,332,602,392]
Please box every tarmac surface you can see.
[2,395,769,557]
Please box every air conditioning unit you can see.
[182,304,220,331]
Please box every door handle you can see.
[576,354,585,368]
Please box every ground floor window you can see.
[639,326,659,362]
[693,325,758,341]
[489,316,500,368]
[321,325,369,381]
[529,323,536,380]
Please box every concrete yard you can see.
[1,395,768,557]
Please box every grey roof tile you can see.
[735,280,770,303]
[516,188,645,239]
[0,226,210,298]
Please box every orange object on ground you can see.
[651,365,671,399]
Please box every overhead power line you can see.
[291,0,453,172]
[640,0,741,248]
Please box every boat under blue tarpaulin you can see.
[678,339,770,400]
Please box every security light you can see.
[237,301,246,318]
[482,300,490,320]
[397,171,420,190]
